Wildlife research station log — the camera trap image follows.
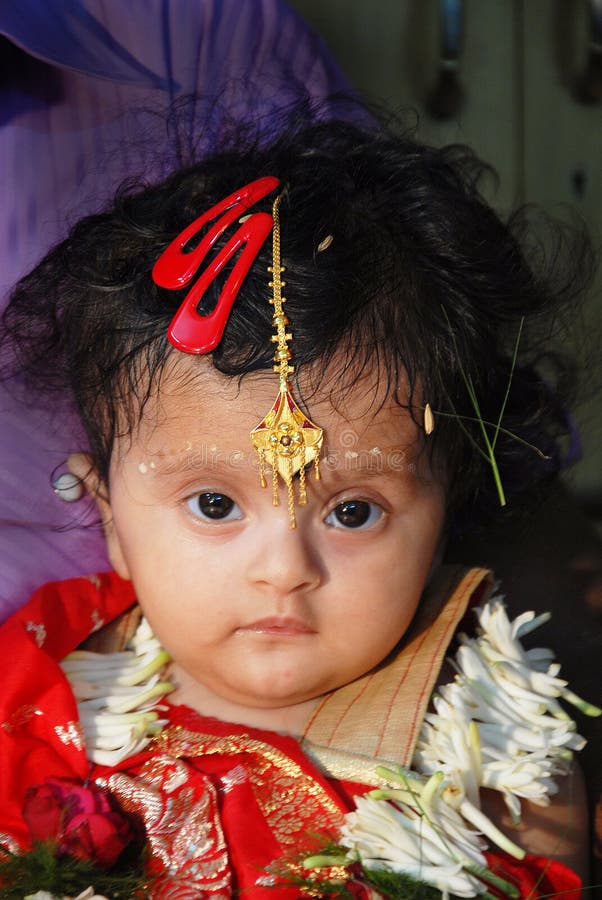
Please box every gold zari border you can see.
[155,725,345,846]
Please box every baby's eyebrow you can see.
[318,455,417,484]
[136,451,244,477]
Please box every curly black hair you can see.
[0,108,593,527]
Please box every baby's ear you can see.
[67,453,131,581]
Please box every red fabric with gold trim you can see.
[0,573,135,844]
[94,706,349,899]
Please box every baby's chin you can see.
[166,660,326,732]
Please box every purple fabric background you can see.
[0,0,350,619]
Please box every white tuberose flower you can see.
[413,596,600,823]
[340,774,489,898]
[61,617,174,765]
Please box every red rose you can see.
[19,782,63,840]
[22,777,135,869]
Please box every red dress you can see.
[0,570,583,899]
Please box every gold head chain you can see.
[250,194,324,528]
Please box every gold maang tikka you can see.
[250,194,323,528]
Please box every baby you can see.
[0,113,595,899]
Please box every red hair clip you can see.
[152,176,280,354]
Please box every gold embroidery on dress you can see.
[108,755,230,897]
[258,860,349,895]
[54,721,85,751]
[0,833,20,854]
[155,726,344,846]
[1,704,43,733]
[25,620,46,647]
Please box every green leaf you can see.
[0,842,150,900]
[361,865,442,900]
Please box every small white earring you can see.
[52,472,84,502]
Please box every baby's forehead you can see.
[116,355,423,469]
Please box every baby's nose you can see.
[246,515,323,596]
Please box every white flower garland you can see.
[339,779,491,898]
[414,598,591,821]
[60,618,174,766]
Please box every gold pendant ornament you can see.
[250,194,323,528]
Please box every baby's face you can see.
[99,359,445,730]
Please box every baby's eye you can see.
[325,500,383,530]
[186,492,243,522]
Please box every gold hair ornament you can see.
[250,194,323,528]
